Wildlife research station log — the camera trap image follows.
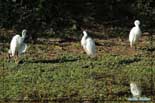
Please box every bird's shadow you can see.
[26,57,79,64]
[118,58,141,65]
[140,47,155,52]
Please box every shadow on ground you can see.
[25,57,79,64]
[118,58,141,65]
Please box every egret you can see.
[8,29,27,63]
[81,30,96,57]
[130,82,141,99]
[129,20,142,49]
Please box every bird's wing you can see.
[18,43,27,54]
[137,28,142,38]
[10,35,20,45]
[81,37,86,49]
[86,38,96,56]
[81,37,85,46]
[9,35,21,56]
[129,27,135,42]
[87,38,96,48]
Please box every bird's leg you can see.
[8,53,11,62]
[138,96,140,100]
[90,55,97,60]
[16,52,19,64]
[130,42,133,48]
[135,41,140,50]
[14,52,17,63]
[15,52,19,64]
[134,44,137,50]
[14,56,16,63]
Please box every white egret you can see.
[129,20,142,48]
[8,29,27,63]
[81,30,96,57]
[130,82,141,98]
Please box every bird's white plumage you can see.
[81,31,96,57]
[9,29,27,57]
[129,20,142,48]
[18,43,27,55]
[130,82,141,98]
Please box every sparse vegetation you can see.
[0,34,155,102]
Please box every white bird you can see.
[129,20,142,48]
[81,30,96,57]
[8,29,27,63]
[130,82,141,98]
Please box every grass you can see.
[0,34,155,103]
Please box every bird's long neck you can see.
[22,33,26,40]
[83,31,88,39]
[21,33,26,43]
[84,34,87,39]
[135,24,140,28]
[136,25,141,32]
